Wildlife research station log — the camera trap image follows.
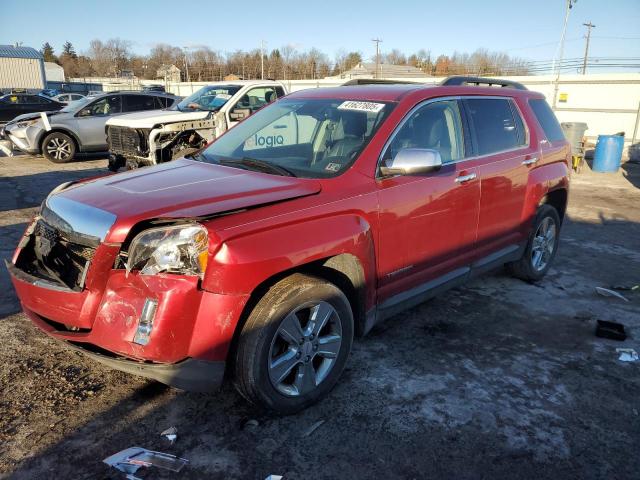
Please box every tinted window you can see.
[155,96,173,109]
[383,100,465,164]
[123,95,157,112]
[464,98,524,155]
[529,98,565,142]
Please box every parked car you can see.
[0,93,64,123]
[52,93,86,104]
[41,89,60,97]
[142,84,165,93]
[106,80,286,170]
[7,77,570,413]
[3,91,178,162]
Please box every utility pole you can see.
[372,38,382,79]
[182,47,190,83]
[261,41,264,80]
[581,21,596,74]
[552,0,577,109]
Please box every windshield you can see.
[61,96,91,113]
[174,85,241,112]
[195,98,394,178]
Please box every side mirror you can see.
[77,108,92,117]
[229,108,250,121]
[379,148,442,176]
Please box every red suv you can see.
[7,77,570,413]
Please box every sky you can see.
[2,0,639,72]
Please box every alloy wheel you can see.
[46,137,72,161]
[531,217,556,271]
[268,301,343,397]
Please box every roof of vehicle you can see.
[199,80,284,87]
[92,90,176,97]
[0,44,43,59]
[288,83,544,103]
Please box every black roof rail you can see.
[441,76,527,90]
[341,79,421,86]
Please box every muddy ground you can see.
[0,152,639,480]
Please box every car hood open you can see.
[106,109,212,129]
[53,158,322,243]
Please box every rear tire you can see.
[506,204,561,282]
[42,132,76,163]
[234,273,354,414]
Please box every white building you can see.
[44,62,65,82]
[0,44,46,90]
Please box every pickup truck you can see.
[8,77,571,414]
[106,80,286,170]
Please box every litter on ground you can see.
[595,287,630,302]
[103,447,188,479]
[616,348,639,362]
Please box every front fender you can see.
[201,214,376,300]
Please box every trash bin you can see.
[561,122,588,156]
[593,134,625,173]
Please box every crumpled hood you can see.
[106,109,212,129]
[8,110,62,124]
[53,159,321,243]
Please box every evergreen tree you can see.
[40,42,57,62]
[62,41,77,59]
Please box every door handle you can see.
[522,157,538,166]
[455,173,477,183]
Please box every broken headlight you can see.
[127,224,208,277]
[15,118,40,129]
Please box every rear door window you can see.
[463,98,525,155]
[123,95,157,112]
[528,98,565,142]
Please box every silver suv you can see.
[4,91,178,163]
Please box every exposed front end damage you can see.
[108,111,227,170]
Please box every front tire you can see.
[42,132,76,163]
[507,204,561,282]
[234,273,354,414]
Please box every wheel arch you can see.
[223,252,369,378]
[539,187,568,223]
[38,128,81,154]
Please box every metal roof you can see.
[0,45,43,60]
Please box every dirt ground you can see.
[0,152,639,480]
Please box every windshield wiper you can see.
[220,157,296,177]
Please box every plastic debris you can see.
[243,418,259,429]
[0,140,13,157]
[265,476,283,480]
[595,287,629,302]
[302,420,326,437]
[161,426,178,444]
[611,284,639,292]
[616,348,639,362]
[103,447,188,479]
[595,320,627,341]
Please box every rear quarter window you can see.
[528,98,565,142]
[463,98,526,156]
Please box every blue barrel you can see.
[593,135,624,172]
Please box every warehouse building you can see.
[0,44,46,90]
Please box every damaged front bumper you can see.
[7,216,250,391]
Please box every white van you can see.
[106,80,287,170]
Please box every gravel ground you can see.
[1,152,639,480]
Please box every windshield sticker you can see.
[325,162,342,172]
[337,101,385,113]
[215,93,231,100]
